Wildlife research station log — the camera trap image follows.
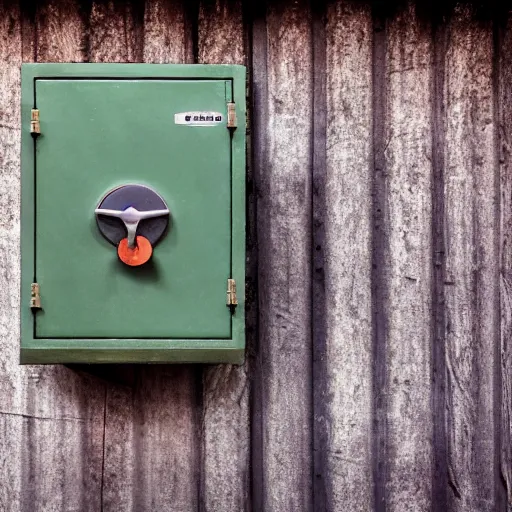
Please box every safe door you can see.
[20,64,245,364]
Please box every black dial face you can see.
[96,184,169,246]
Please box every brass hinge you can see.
[30,109,40,136]
[227,103,237,129]
[30,283,42,310]
[226,278,238,307]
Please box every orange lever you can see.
[118,236,153,266]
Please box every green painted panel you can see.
[35,79,231,339]
[20,64,246,364]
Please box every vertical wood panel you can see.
[0,3,26,509]
[198,0,244,64]
[89,0,141,62]
[198,2,250,510]
[0,2,510,510]
[36,0,87,62]
[251,6,266,509]
[133,370,200,510]
[431,11,448,509]
[498,11,512,510]
[383,5,434,510]
[143,0,193,63]
[322,2,373,511]
[444,6,499,511]
[103,370,200,511]
[101,385,136,511]
[201,365,249,511]
[311,0,327,508]
[253,1,313,510]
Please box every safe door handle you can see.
[95,206,169,248]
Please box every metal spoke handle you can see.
[95,206,169,248]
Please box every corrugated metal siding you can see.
[0,0,510,510]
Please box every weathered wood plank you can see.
[133,369,201,510]
[0,2,509,511]
[89,0,141,62]
[431,12,449,509]
[17,378,105,512]
[311,0,327,506]
[498,12,512,511]
[201,365,249,511]
[103,368,200,511]
[100,384,134,511]
[383,5,434,510]
[0,2,106,510]
[35,0,87,62]
[198,0,244,65]
[322,2,373,511]
[0,7,26,509]
[443,6,499,511]
[143,0,192,64]
[98,3,201,510]
[251,6,266,510]
[253,1,313,509]
[198,2,250,510]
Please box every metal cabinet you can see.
[20,64,246,364]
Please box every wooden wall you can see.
[0,0,511,510]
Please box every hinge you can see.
[226,278,238,307]
[30,109,40,136]
[30,283,42,310]
[227,103,237,129]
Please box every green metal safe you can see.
[20,64,246,364]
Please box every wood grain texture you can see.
[311,0,327,508]
[0,1,510,510]
[143,0,193,63]
[89,0,141,62]
[322,2,373,510]
[431,12,449,509]
[198,0,244,65]
[251,6,266,510]
[198,2,250,510]
[35,0,87,62]
[102,368,200,512]
[254,1,313,510]
[0,6,27,508]
[201,364,249,511]
[0,1,106,511]
[443,6,499,511]
[383,5,434,511]
[498,12,512,511]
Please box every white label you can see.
[174,112,223,126]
